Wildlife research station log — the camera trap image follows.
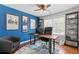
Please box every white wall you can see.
[44,19,53,27]
[43,6,79,45]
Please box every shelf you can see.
[66,39,78,42]
[66,18,78,20]
[66,23,77,25]
[65,40,78,47]
[66,28,77,30]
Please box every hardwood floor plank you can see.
[58,45,79,54]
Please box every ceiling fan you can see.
[34,4,51,12]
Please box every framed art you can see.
[30,19,36,29]
[22,16,28,32]
[6,13,19,30]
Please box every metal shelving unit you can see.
[65,12,79,48]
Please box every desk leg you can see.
[49,38,52,54]
[30,35,31,45]
[34,35,36,44]
[53,39,55,54]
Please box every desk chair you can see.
[40,27,52,45]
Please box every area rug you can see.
[15,40,59,54]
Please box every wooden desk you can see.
[30,33,59,54]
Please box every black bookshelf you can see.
[37,18,44,34]
[65,12,79,49]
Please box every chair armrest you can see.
[0,39,12,44]
[6,36,20,42]
[0,39,13,53]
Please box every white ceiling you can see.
[4,4,79,17]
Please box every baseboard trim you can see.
[20,39,34,44]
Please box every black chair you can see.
[40,27,52,45]
[0,36,20,54]
[44,27,52,35]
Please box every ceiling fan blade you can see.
[36,4,42,8]
[26,8,33,11]
[34,9,41,11]
[36,4,45,9]
[47,4,51,8]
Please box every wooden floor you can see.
[58,45,79,54]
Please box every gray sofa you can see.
[0,36,20,54]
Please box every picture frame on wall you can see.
[6,13,19,30]
[22,16,28,32]
[30,19,36,29]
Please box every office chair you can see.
[40,27,52,45]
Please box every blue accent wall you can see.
[0,5,39,42]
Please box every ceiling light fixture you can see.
[34,4,51,13]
